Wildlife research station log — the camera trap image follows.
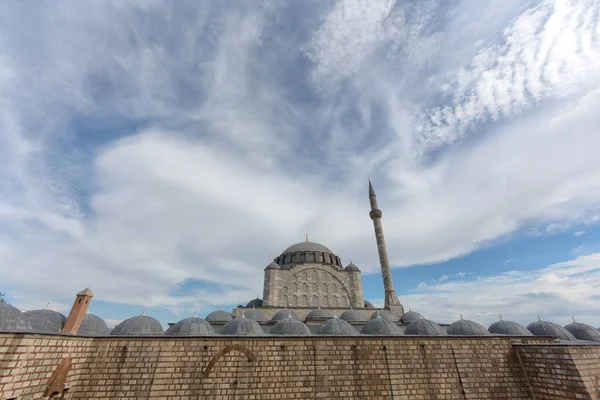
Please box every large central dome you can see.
[275,239,342,269]
[281,241,332,254]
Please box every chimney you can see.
[62,288,94,335]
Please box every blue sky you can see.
[1,0,600,329]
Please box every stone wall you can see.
[4,333,592,399]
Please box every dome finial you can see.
[537,315,541,322]
[460,313,463,320]
[499,314,503,321]
[142,307,147,316]
[572,316,576,323]
[44,301,51,309]
[305,233,309,242]
[193,310,197,318]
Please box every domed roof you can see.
[345,263,360,271]
[306,307,333,321]
[265,262,280,270]
[270,316,311,335]
[282,241,332,254]
[0,302,29,332]
[246,298,263,308]
[271,310,300,322]
[165,316,214,336]
[527,319,576,341]
[205,310,233,323]
[447,319,490,336]
[220,315,264,336]
[404,319,446,336]
[111,315,164,336]
[364,300,375,308]
[77,313,109,336]
[244,309,267,323]
[400,311,423,324]
[361,315,402,335]
[341,310,367,322]
[564,320,600,342]
[370,310,395,322]
[317,316,358,335]
[488,319,531,336]
[22,309,67,333]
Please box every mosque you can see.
[1,182,600,399]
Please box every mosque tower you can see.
[368,181,404,316]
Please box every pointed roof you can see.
[369,180,376,197]
[76,288,94,297]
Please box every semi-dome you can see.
[111,315,164,336]
[244,309,267,323]
[370,310,395,322]
[404,319,445,336]
[306,307,333,321]
[22,309,67,333]
[317,316,358,336]
[275,240,343,268]
[447,319,490,336]
[0,302,30,332]
[400,311,423,324]
[205,310,233,323]
[270,316,311,335]
[361,315,402,335]
[488,319,531,336]
[345,263,360,271]
[271,310,300,322]
[246,298,263,308]
[166,316,214,336]
[564,320,600,342]
[77,313,109,336]
[526,319,576,341]
[219,315,264,336]
[364,300,375,308]
[341,310,367,322]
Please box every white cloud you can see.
[439,274,449,282]
[574,230,586,237]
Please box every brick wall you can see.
[4,333,598,400]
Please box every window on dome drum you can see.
[306,252,315,262]
[315,252,323,262]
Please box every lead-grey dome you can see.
[166,316,214,336]
[404,319,446,336]
[400,311,423,324]
[0,303,30,332]
[317,316,358,336]
[370,310,395,322]
[111,315,164,336]
[270,316,311,335]
[526,320,576,340]
[205,310,233,323]
[345,263,360,271]
[244,309,267,323]
[306,308,333,321]
[564,320,600,342]
[447,319,490,336]
[271,310,300,322]
[265,262,280,270]
[77,313,109,336]
[246,298,263,308]
[488,320,531,336]
[341,310,367,322]
[282,241,332,254]
[276,240,343,268]
[220,315,264,336]
[22,309,67,333]
[361,315,402,335]
[364,300,375,308]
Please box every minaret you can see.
[368,181,404,315]
[62,287,93,335]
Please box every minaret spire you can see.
[368,180,403,314]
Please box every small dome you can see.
[246,298,263,308]
[527,320,576,341]
[271,310,300,322]
[205,310,233,323]
[77,313,109,336]
[361,315,402,335]
[564,321,600,342]
[306,308,333,321]
[370,310,395,322]
[317,316,358,336]
[265,262,280,270]
[111,315,164,336]
[345,263,360,271]
[400,311,423,324]
[364,300,375,308]
[22,309,67,333]
[166,316,214,336]
[270,316,311,335]
[244,309,267,323]
[220,315,264,336]
[447,319,490,336]
[0,303,30,332]
[340,310,367,322]
[488,320,531,336]
[404,319,446,336]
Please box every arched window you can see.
[311,283,318,293]
[291,295,297,306]
[301,283,308,293]
[311,270,318,281]
[322,283,328,293]
[283,287,289,295]
[292,282,298,292]
[330,296,338,307]
[321,296,329,307]
[312,295,319,307]
[301,295,308,306]
[283,295,289,307]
